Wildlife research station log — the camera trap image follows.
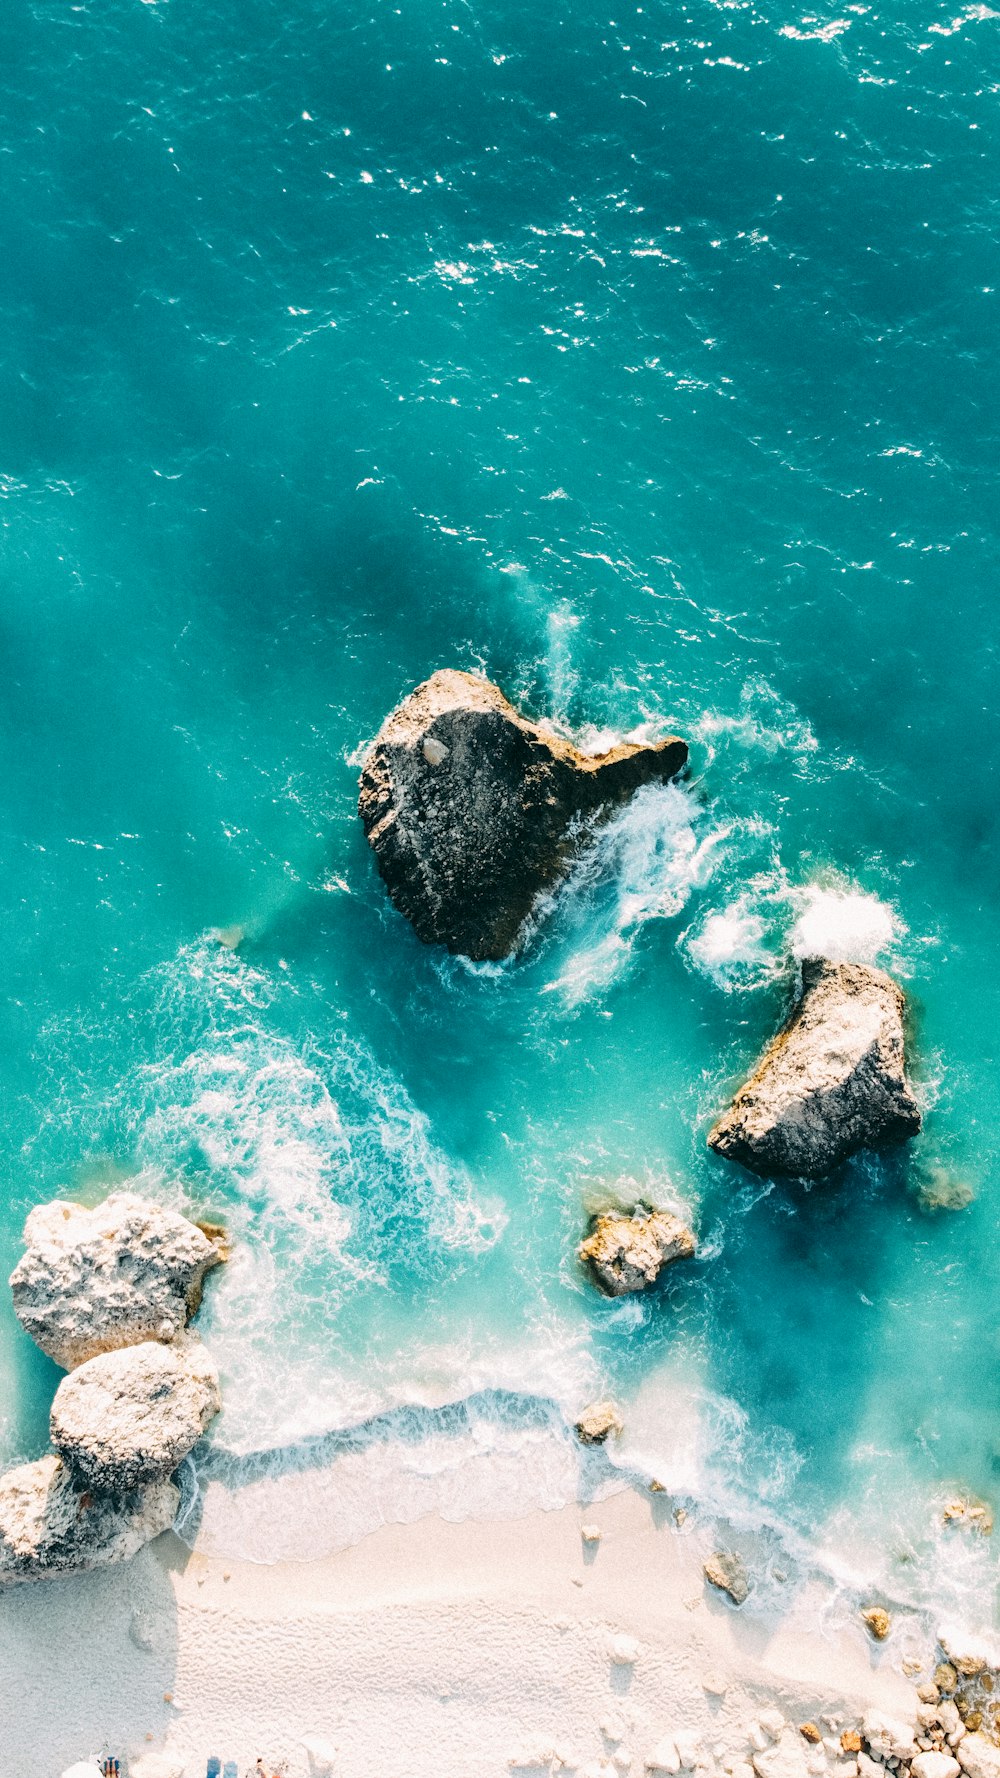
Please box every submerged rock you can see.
[50,1339,221,1492]
[708,960,921,1179]
[704,1551,750,1604]
[575,1400,625,1444]
[579,1208,696,1296]
[10,1193,225,1370]
[358,668,688,960]
[0,1454,178,1584]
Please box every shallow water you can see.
[1,0,998,1626]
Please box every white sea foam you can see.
[790,885,903,965]
[539,781,725,1003]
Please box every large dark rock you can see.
[358,669,688,960]
[708,959,921,1179]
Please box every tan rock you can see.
[861,1606,891,1640]
[704,1551,750,1605]
[579,1208,696,1296]
[575,1400,624,1444]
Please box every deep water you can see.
[1,0,999,1622]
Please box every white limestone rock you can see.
[753,1728,813,1778]
[646,1739,681,1774]
[912,1755,960,1778]
[862,1713,918,1763]
[958,1735,1000,1778]
[50,1338,221,1490]
[10,1193,224,1369]
[0,1454,178,1583]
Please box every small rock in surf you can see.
[578,1207,696,1297]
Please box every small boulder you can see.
[358,669,688,960]
[0,1455,178,1584]
[10,1193,225,1369]
[862,1711,916,1762]
[50,1339,221,1492]
[579,1208,696,1296]
[912,1756,960,1778]
[708,960,921,1178]
[958,1737,1000,1778]
[861,1605,891,1641]
[704,1551,750,1605]
[753,1729,813,1778]
[575,1400,624,1444]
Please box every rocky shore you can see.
[0,1193,224,1584]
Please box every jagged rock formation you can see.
[0,1455,178,1584]
[358,669,688,960]
[708,959,921,1179]
[50,1339,222,1492]
[10,1193,225,1370]
[578,1208,696,1296]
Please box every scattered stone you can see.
[582,1524,603,1544]
[841,1735,862,1756]
[674,1507,688,1526]
[761,1714,787,1742]
[919,1688,943,1706]
[801,1727,822,1745]
[858,1755,883,1778]
[10,1193,225,1369]
[708,961,921,1179]
[575,1400,624,1444]
[912,1756,960,1778]
[862,1606,892,1641]
[704,1551,750,1605]
[601,1713,626,1744]
[579,1208,696,1296]
[936,1667,960,1695]
[0,1455,177,1583]
[50,1339,221,1491]
[609,1632,640,1665]
[358,668,688,960]
[649,1479,667,1493]
[702,1672,727,1696]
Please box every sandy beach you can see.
[0,1486,926,1777]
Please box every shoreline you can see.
[0,1485,933,1778]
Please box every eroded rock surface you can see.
[10,1193,225,1369]
[708,960,921,1179]
[50,1339,222,1491]
[579,1208,696,1296]
[358,669,688,960]
[0,1455,178,1584]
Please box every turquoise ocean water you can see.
[1,0,998,1623]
